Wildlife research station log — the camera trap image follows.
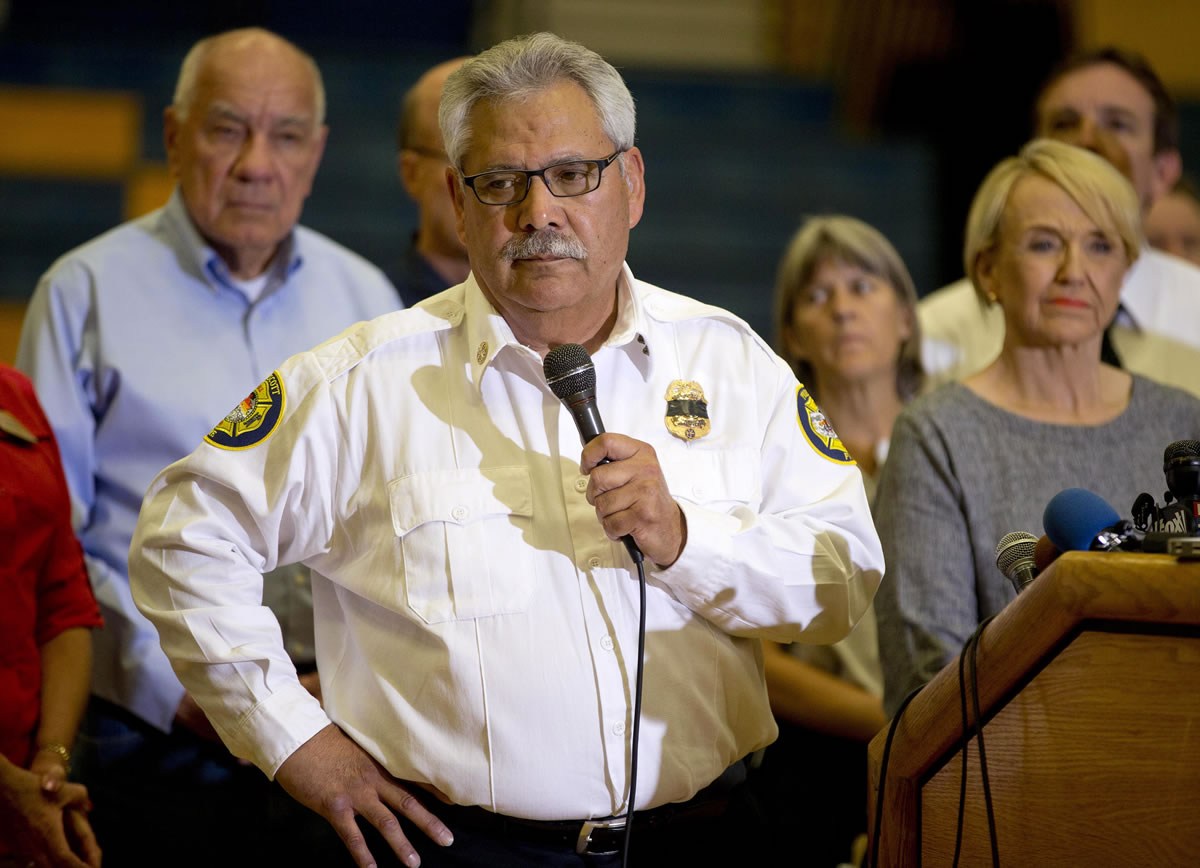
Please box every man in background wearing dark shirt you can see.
[391,57,471,305]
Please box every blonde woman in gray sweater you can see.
[875,140,1200,716]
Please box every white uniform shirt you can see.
[918,247,1200,397]
[130,265,883,820]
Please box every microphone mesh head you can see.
[995,531,1037,575]
[543,343,596,400]
[1164,439,1200,467]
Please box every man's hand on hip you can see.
[275,724,453,868]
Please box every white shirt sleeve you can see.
[129,358,335,775]
[653,367,884,645]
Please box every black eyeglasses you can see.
[461,152,621,205]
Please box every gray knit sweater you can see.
[874,376,1200,715]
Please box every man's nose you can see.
[233,132,274,180]
[1067,117,1101,152]
[515,174,563,231]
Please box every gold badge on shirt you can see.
[664,380,710,441]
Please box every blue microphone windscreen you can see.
[1043,488,1121,552]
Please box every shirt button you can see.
[588,557,602,569]
[692,485,706,499]
[451,505,469,522]
[574,477,589,493]
[612,721,626,736]
[600,635,614,651]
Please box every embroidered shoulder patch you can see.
[204,372,286,451]
[796,385,854,464]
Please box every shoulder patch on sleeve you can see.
[204,372,286,450]
[796,384,855,464]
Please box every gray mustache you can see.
[501,231,588,261]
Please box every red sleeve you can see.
[0,365,102,644]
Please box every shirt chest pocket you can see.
[388,466,534,624]
[658,446,761,508]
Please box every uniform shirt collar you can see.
[463,263,656,393]
[1117,244,1172,333]
[161,188,303,301]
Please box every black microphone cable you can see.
[868,683,924,868]
[870,613,1000,868]
[542,343,648,865]
[952,614,1000,868]
[621,548,646,868]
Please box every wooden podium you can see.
[867,552,1200,866]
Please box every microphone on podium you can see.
[994,531,1038,593]
[1043,488,1139,553]
[1149,440,1200,535]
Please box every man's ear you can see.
[163,107,182,178]
[398,150,420,197]
[622,146,646,230]
[1151,148,1183,205]
[297,125,330,199]
[448,166,468,245]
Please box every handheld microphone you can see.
[1043,488,1139,553]
[543,343,643,563]
[995,531,1038,593]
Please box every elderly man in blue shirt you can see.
[16,26,399,865]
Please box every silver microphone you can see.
[995,531,1038,594]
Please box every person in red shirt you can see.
[0,363,103,867]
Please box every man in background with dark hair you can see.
[919,46,1200,397]
[390,57,471,306]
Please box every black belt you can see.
[433,759,746,856]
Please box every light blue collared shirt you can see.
[16,190,401,731]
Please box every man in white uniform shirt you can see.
[920,47,1200,397]
[130,32,883,868]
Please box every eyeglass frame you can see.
[459,152,622,206]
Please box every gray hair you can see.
[964,138,1142,300]
[173,27,326,126]
[438,32,636,169]
[774,215,925,402]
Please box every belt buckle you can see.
[575,817,626,855]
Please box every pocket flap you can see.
[388,466,533,536]
[659,447,761,505]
